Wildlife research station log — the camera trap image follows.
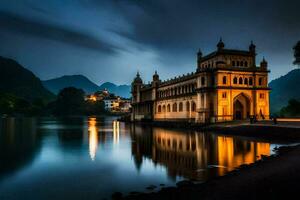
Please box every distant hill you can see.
[0,56,54,102]
[99,82,131,98]
[270,68,300,113]
[43,75,100,95]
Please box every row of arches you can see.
[158,83,196,98]
[157,101,196,113]
[200,60,249,69]
[232,77,253,85]
[232,60,248,67]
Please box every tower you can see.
[131,71,143,103]
[197,49,202,70]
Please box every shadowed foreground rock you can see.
[119,145,300,200]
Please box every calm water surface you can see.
[0,117,285,199]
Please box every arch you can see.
[259,77,263,86]
[186,101,190,112]
[239,77,243,84]
[179,102,183,112]
[167,104,171,112]
[233,93,251,120]
[162,105,166,112]
[191,102,196,112]
[244,78,248,85]
[233,77,238,84]
[158,105,161,113]
[245,61,248,67]
[249,77,253,85]
[173,103,177,112]
[201,77,205,85]
[223,76,227,84]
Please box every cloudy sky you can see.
[0,0,299,85]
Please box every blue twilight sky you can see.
[0,0,299,85]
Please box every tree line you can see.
[0,87,106,116]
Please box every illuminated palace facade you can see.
[131,40,270,123]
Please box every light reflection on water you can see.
[0,117,284,200]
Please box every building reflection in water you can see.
[131,125,270,180]
[87,118,122,161]
[88,118,98,161]
[113,121,120,145]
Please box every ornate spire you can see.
[249,40,256,53]
[217,37,225,50]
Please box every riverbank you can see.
[120,144,300,200]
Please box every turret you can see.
[217,38,225,51]
[131,71,143,103]
[249,41,256,66]
[197,49,202,69]
[249,41,256,54]
[152,70,160,86]
[260,57,268,70]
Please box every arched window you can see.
[173,103,177,112]
[249,77,253,85]
[232,61,235,66]
[237,61,240,66]
[186,101,190,112]
[201,77,205,86]
[158,105,161,113]
[245,61,248,67]
[244,78,248,85]
[233,77,238,84]
[223,76,227,84]
[240,61,244,67]
[239,77,243,84]
[167,104,171,112]
[192,102,196,112]
[162,105,166,112]
[259,77,263,86]
[179,102,183,112]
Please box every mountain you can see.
[43,75,100,95]
[0,56,54,102]
[269,68,300,113]
[99,82,131,98]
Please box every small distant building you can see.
[103,97,131,112]
[103,97,120,111]
[131,39,270,123]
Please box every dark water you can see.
[0,117,284,200]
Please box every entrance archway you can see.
[233,93,250,120]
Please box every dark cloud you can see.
[0,11,118,54]
[112,0,300,52]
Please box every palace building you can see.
[131,39,270,123]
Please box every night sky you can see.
[0,0,299,85]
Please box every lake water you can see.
[0,117,284,200]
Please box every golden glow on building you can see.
[88,118,98,161]
[131,40,270,123]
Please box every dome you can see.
[133,71,142,83]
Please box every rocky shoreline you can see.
[113,144,300,200]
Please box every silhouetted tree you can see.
[294,41,300,66]
[280,99,300,117]
[54,87,85,116]
[85,100,105,115]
